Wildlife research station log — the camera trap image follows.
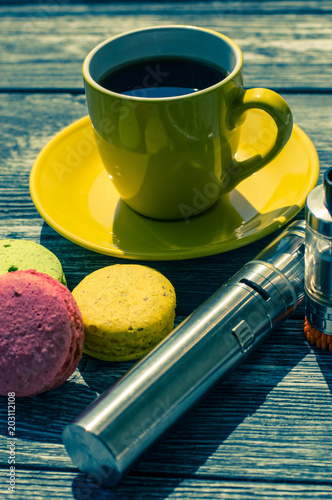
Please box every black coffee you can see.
[98,56,228,98]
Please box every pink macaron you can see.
[0,270,84,397]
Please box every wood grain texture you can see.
[1,2,332,498]
[2,470,332,500]
[3,318,332,486]
[0,91,327,301]
[1,2,332,90]
[2,0,332,8]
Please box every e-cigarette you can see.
[63,220,306,486]
[305,168,332,334]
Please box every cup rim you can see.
[82,25,243,101]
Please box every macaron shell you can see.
[72,264,176,361]
[44,282,85,390]
[83,313,175,361]
[0,239,66,285]
[0,270,84,396]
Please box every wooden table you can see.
[1,1,332,498]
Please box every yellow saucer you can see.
[30,113,319,260]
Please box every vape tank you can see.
[305,167,332,337]
[63,220,306,487]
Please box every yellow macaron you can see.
[72,265,176,361]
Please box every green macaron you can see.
[0,239,66,285]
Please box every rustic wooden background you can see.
[1,1,332,498]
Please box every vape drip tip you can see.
[305,167,332,349]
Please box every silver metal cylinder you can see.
[305,167,332,333]
[62,220,306,486]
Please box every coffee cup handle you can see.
[225,88,293,191]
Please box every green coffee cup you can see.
[83,25,292,221]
